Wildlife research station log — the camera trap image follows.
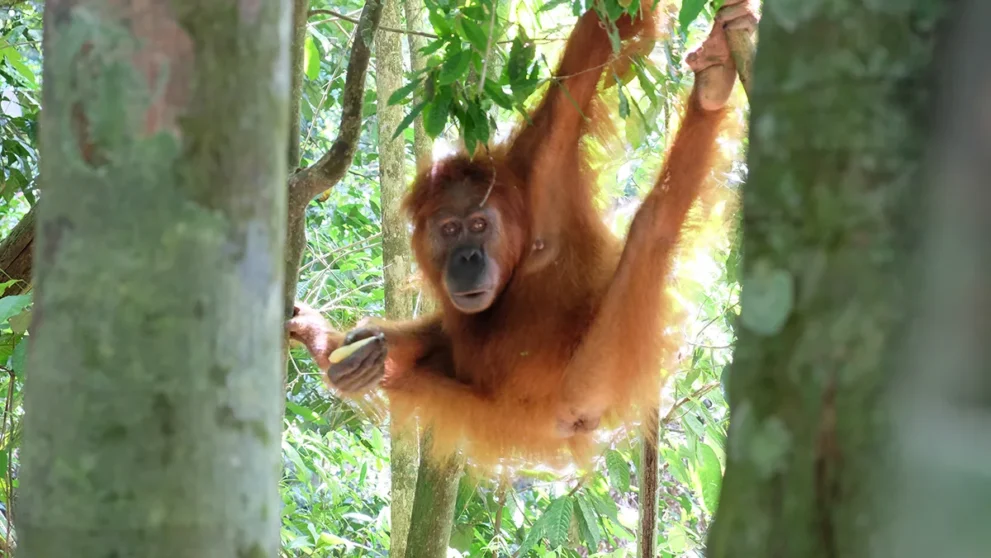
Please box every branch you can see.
[726,29,755,99]
[283,0,384,314]
[663,382,721,424]
[476,0,499,96]
[0,204,35,297]
[308,7,438,40]
[288,0,385,209]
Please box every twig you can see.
[289,0,385,207]
[663,382,721,424]
[309,8,438,39]
[492,479,507,549]
[476,1,500,96]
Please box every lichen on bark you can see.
[18,2,291,556]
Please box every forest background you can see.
[1,0,987,557]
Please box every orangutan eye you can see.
[469,218,487,233]
[441,222,460,237]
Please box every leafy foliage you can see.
[0,3,41,237]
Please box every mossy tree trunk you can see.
[287,0,310,172]
[706,0,948,556]
[405,433,463,558]
[398,2,466,556]
[17,1,290,557]
[403,0,432,170]
[373,0,419,555]
[886,1,991,555]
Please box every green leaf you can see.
[575,496,602,548]
[538,0,571,12]
[0,294,31,323]
[285,401,326,425]
[387,78,421,106]
[438,48,472,85]
[683,412,705,439]
[633,61,658,104]
[423,86,453,137]
[698,442,723,514]
[518,514,546,556]
[739,263,794,336]
[666,523,689,554]
[604,0,625,23]
[483,80,514,109]
[467,100,490,143]
[429,10,453,36]
[392,101,428,140]
[11,336,26,376]
[506,30,535,83]
[457,16,489,53]
[0,41,37,88]
[605,449,631,492]
[590,490,619,521]
[678,0,708,30]
[303,36,320,80]
[606,24,621,54]
[420,38,446,56]
[9,309,31,334]
[616,81,630,118]
[543,497,574,548]
[663,447,691,485]
[683,354,702,386]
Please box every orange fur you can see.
[298,4,732,470]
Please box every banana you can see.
[328,335,379,364]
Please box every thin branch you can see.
[309,8,438,39]
[476,0,500,96]
[311,7,566,46]
[492,479,507,546]
[289,0,385,207]
[663,382,721,424]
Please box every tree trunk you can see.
[398,3,467,556]
[886,1,991,555]
[0,0,384,320]
[0,205,34,297]
[637,411,660,558]
[706,1,948,557]
[405,433,463,558]
[373,0,419,555]
[403,0,431,170]
[287,0,310,171]
[17,2,290,557]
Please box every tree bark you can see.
[283,0,384,316]
[636,411,660,558]
[0,204,34,297]
[405,433,463,558]
[287,0,310,171]
[403,0,431,170]
[398,4,467,557]
[373,0,419,555]
[886,1,991,555]
[706,1,948,557]
[17,2,290,557]
[0,0,383,319]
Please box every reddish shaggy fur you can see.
[295,5,733,469]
